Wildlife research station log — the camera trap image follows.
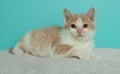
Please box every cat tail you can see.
[9,45,25,55]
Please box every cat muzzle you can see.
[77,30,82,36]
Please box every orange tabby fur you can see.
[10,8,96,60]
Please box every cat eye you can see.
[71,24,76,28]
[83,24,88,28]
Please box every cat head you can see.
[63,8,95,40]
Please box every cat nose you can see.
[77,30,82,35]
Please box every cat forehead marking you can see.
[75,17,83,28]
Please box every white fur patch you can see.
[60,28,94,54]
[75,18,83,29]
[12,45,24,55]
[23,32,33,50]
[11,32,32,55]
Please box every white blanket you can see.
[0,48,120,74]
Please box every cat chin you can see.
[73,34,94,41]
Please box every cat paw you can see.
[79,52,94,60]
[71,56,81,59]
[27,50,38,56]
[72,51,94,60]
[10,48,24,55]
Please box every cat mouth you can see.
[77,34,83,37]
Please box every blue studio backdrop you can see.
[0,0,120,50]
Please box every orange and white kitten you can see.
[10,8,95,60]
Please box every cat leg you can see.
[24,49,38,56]
[9,44,38,56]
[70,49,94,60]
[9,44,25,55]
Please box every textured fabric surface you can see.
[0,49,120,74]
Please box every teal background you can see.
[0,0,120,50]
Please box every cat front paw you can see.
[71,51,94,60]
[79,52,94,60]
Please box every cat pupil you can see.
[83,24,88,28]
[71,24,76,28]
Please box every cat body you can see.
[10,8,95,60]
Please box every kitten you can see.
[10,8,95,60]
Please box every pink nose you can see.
[77,30,82,35]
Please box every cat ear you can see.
[87,7,95,22]
[64,8,72,23]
